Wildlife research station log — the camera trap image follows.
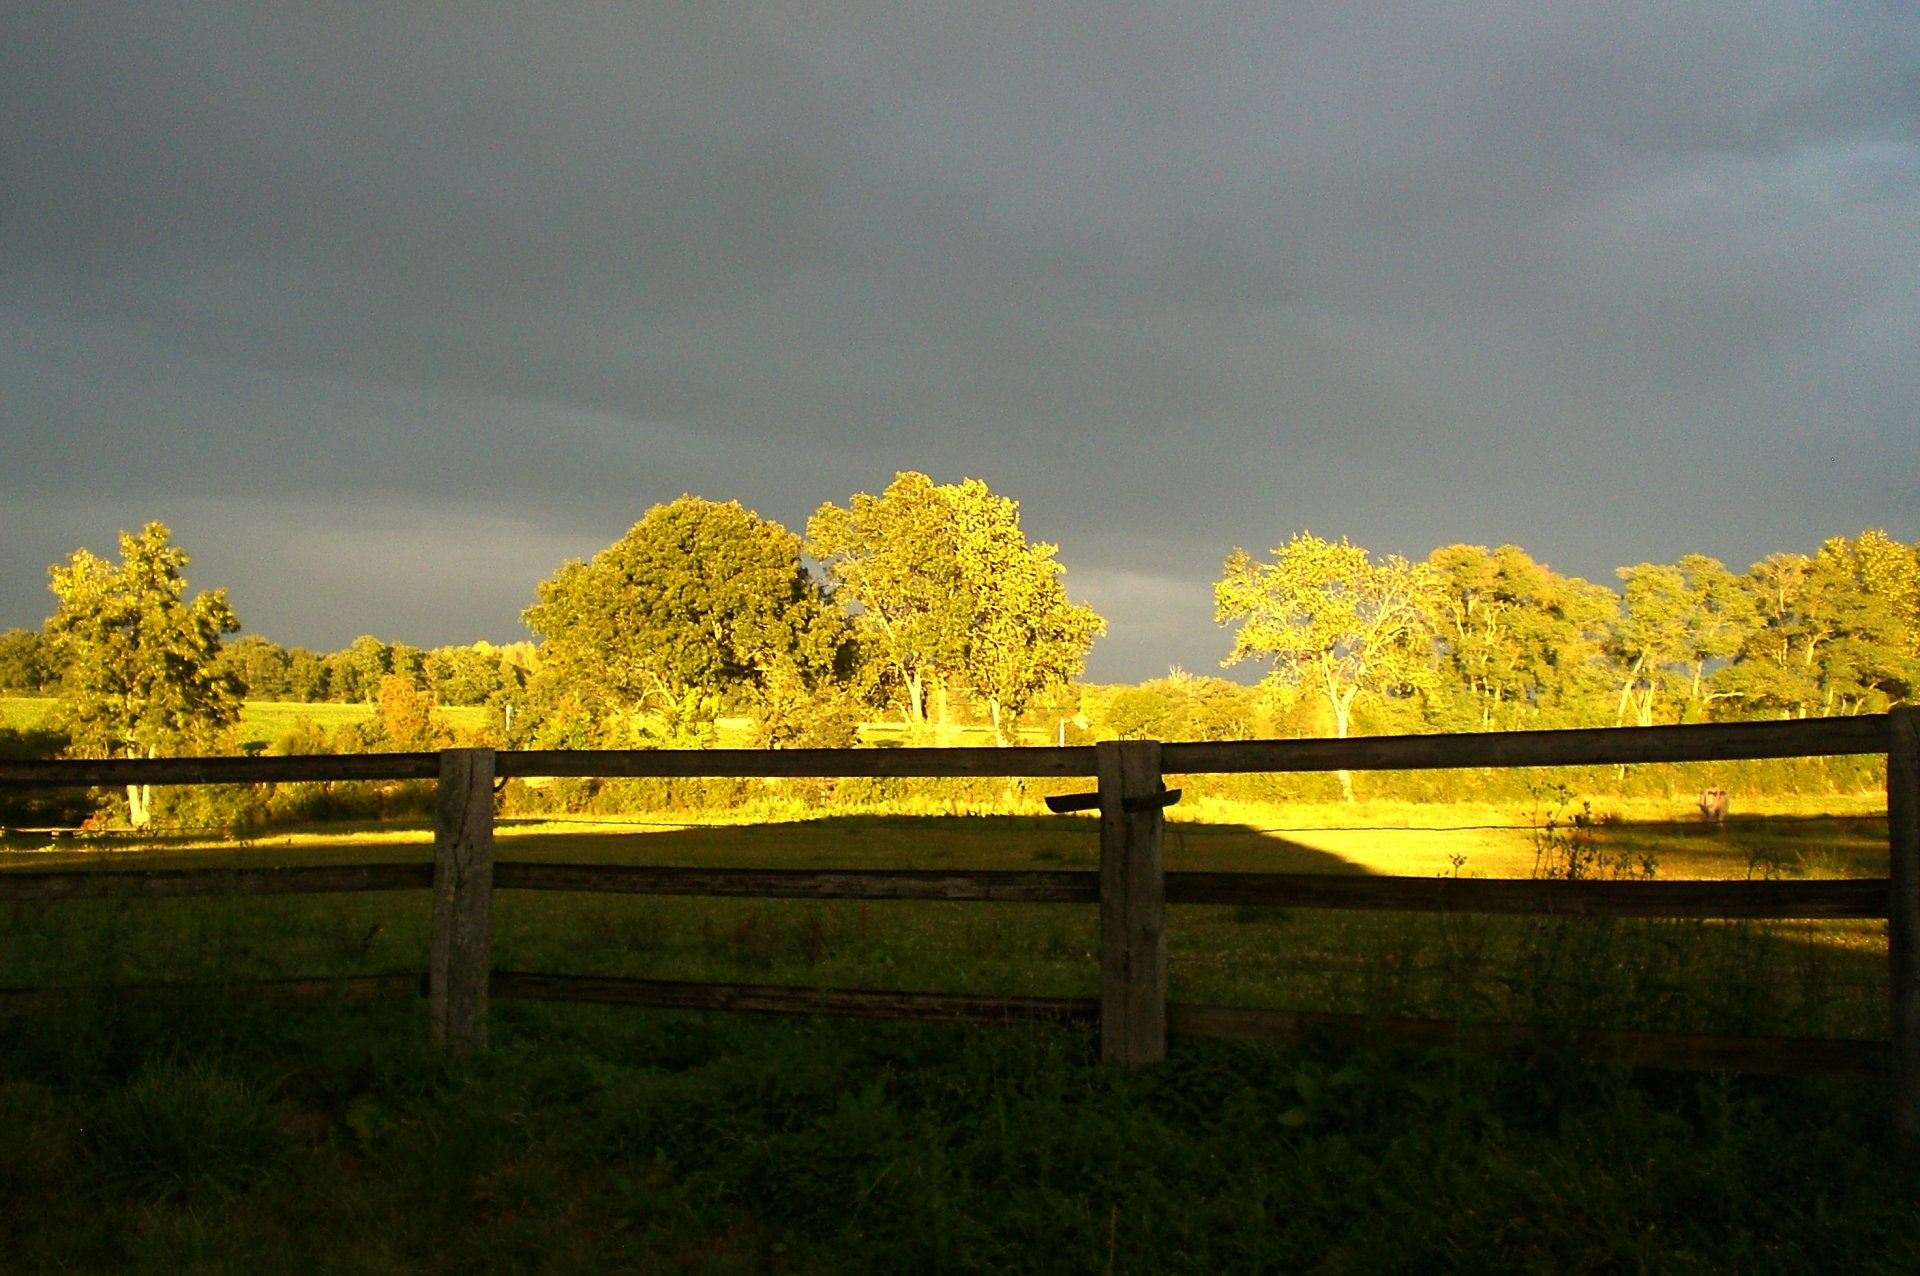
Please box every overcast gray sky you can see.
[3,3,1915,682]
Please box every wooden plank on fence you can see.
[490,971,1098,1023]
[0,974,424,1016]
[1164,872,1891,919]
[1162,715,1889,774]
[430,749,494,1055]
[494,745,1097,780]
[1888,705,1920,1156]
[0,862,434,901]
[0,753,440,787]
[1166,1003,1890,1080]
[1100,739,1166,1067]
[0,715,1884,791]
[492,862,1100,902]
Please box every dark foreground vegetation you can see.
[2,806,1913,1273]
[2,998,1916,1274]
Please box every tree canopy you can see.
[1215,532,1439,797]
[809,472,1104,741]
[1424,544,1615,730]
[523,496,846,746]
[0,628,62,695]
[44,522,242,823]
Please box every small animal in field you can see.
[1698,787,1729,823]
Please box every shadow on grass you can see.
[1578,811,1889,880]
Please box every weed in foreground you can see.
[84,1053,283,1204]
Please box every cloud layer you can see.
[4,4,1915,680]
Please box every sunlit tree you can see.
[809,472,1103,742]
[45,522,243,825]
[524,496,846,746]
[1215,532,1439,799]
[1609,555,1757,725]
[0,628,62,695]
[1425,544,1616,729]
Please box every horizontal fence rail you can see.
[1162,873,1892,918]
[1163,716,1892,772]
[0,974,425,1016]
[0,863,434,901]
[3,861,1886,920]
[0,752,443,787]
[490,972,1100,1025]
[491,863,1101,903]
[494,746,1098,780]
[0,715,1892,789]
[2,710,1915,1154]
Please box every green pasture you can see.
[0,696,51,731]
[3,804,1895,1039]
[1,805,1911,1272]
[1,697,491,747]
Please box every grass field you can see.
[1,697,491,747]
[1,770,1910,1269]
[4,802,1892,1035]
[3,697,1001,749]
[0,695,51,731]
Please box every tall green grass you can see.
[1,811,1908,1270]
[1,997,1913,1272]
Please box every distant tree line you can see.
[0,626,533,709]
[1207,530,1919,746]
[0,474,1106,798]
[3,487,1915,802]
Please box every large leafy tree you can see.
[1215,532,1439,799]
[1853,528,1920,660]
[807,472,972,733]
[422,642,523,708]
[1718,533,1919,717]
[523,497,846,746]
[213,634,294,700]
[1425,545,1617,729]
[1610,555,1757,725]
[948,479,1105,741]
[808,472,1104,741]
[45,522,243,825]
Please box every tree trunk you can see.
[1333,689,1356,804]
[1614,656,1645,727]
[126,744,155,827]
[932,681,952,746]
[905,669,925,734]
[126,783,151,828]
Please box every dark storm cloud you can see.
[3,3,1916,676]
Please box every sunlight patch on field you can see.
[0,697,56,730]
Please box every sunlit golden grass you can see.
[2,790,1890,882]
[0,796,1895,1051]
[0,696,54,730]
[0,698,491,746]
[1174,793,1889,878]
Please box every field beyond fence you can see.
[3,710,1917,1157]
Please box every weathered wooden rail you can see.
[2,710,1916,1150]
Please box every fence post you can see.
[1098,739,1166,1067]
[431,747,495,1055]
[1889,707,1919,1159]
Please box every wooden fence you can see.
[2,710,1916,1151]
